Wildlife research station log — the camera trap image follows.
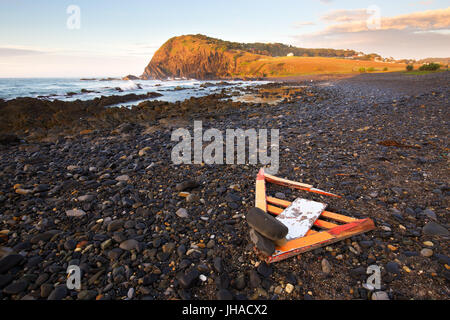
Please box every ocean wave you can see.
[120,80,142,91]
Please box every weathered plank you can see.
[266,218,376,263]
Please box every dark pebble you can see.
[0,254,24,273]
[177,269,199,289]
[257,262,272,278]
[249,270,261,288]
[216,289,233,300]
[3,280,28,295]
[386,261,400,274]
[422,222,449,236]
[213,257,223,273]
[47,285,68,300]
[0,274,13,289]
[176,180,199,191]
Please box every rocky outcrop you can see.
[0,92,163,137]
[122,75,139,80]
[141,35,243,80]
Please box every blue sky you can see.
[0,0,449,77]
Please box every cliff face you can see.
[141,35,254,80]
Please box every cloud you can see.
[292,21,316,28]
[321,9,369,23]
[0,43,159,77]
[0,47,45,57]
[292,7,450,59]
[319,7,450,34]
[0,53,149,78]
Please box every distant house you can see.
[287,53,294,57]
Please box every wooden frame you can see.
[254,168,375,263]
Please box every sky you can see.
[0,0,449,77]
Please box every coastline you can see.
[0,71,448,300]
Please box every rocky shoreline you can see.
[0,72,448,300]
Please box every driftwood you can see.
[254,168,375,263]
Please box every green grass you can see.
[403,70,447,75]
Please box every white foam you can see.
[120,80,141,91]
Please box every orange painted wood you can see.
[264,173,340,198]
[314,219,339,229]
[253,168,375,263]
[267,218,375,263]
[276,230,335,252]
[321,211,358,223]
[255,169,267,211]
[267,204,284,215]
[264,172,313,189]
[266,196,291,208]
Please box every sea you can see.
[0,78,270,107]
